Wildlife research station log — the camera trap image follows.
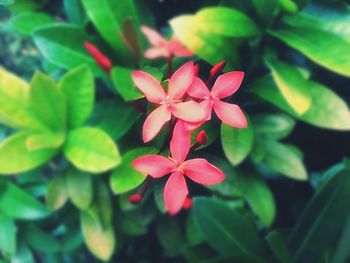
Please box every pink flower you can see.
[141,25,192,59]
[132,62,206,142]
[132,121,225,215]
[187,71,248,128]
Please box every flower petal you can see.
[141,25,167,46]
[144,47,170,59]
[183,158,225,185]
[183,100,212,130]
[170,120,190,163]
[171,100,206,122]
[164,171,188,215]
[187,77,210,99]
[169,38,193,57]
[132,71,166,104]
[168,62,194,100]
[132,155,175,178]
[143,105,171,142]
[213,101,247,128]
[211,71,244,99]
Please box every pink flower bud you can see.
[182,197,192,210]
[209,61,226,79]
[196,130,208,145]
[194,64,200,76]
[84,41,112,73]
[128,194,142,204]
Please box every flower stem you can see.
[167,55,173,79]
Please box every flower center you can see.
[204,93,219,106]
[160,95,182,107]
[168,156,185,174]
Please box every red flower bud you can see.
[207,61,226,85]
[84,41,112,73]
[196,130,208,145]
[194,64,200,76]
[128,194,142,204]
[182,197,192,210]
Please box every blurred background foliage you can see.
[1,0,350,262]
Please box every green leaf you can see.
[170,15,239,67]
[277,0,298,14]
[193,197,267,258]
[221,122,254,166]
[265,59,312,115]
[92,98,139,140]
[0,182,49,220]
[63,127,121,173]
[289,170,350,262]
[10,241,35,263]
[0,214,16,255]
[156,216,185,254]
[0,132,57,175]
[118,210,148,236]
[33,24,105,76]
[26,132,65,151]
[236,172,276,226]
[46,174,68,211]
[191,121,219,150]
[81,0,139,63]
[270,26,350,77]
[24,224,61,253]
[0,67,46,130]
[6,0,46,13]
[266,231,292,263]
[59,65,94,128]
[261,140,307,180]
[252,113,295,140]
[66,169,92,210]
[0,0,14,5]
[29,72,67,132]
[88,179,113,228]
[283,3,350,41]
[249,75,350,130]
[80,211,115,261]
[10,12,54,35]
[195,7,259,37]
[111,66,143,101]
[64,0,87,24]
[110,147,158,194]
[251,0,277,24]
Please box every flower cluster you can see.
[84,25,248,215]
[129,27,248,215]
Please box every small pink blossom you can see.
[132,121,225,215]
[141,25,192,59]
[132,62,206,142]
[187,71,248,128]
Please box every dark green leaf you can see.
[24,224,61,253]
[156,216,185,254]
[252,113,295,140]
[237,172,276,226]
[92,98,138,140]
[261,140,307,180]
[64,0,87,24]
[221,122,254,166]
[266,231,292,263]
[289,170,350,263]
[111,66,143,101]
[193,197,267,258]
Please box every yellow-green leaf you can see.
[63,127,121,173]
[0,132,57,175]
[66,169,92,210]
